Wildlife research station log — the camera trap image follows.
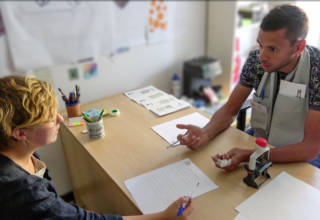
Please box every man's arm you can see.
[219,109,320,169]
[203,83,252,139]
[177,84,252,149]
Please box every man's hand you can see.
[212,148,253,171]
[176,124,210,150]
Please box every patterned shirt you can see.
[239,45,320,110]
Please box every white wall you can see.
[207,1,237,96]
[296,1,320,48]
[35,1,207,195]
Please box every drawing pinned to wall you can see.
[149,0,167,33]
[1,2,113,72]
[114,0,129,9]
[68,67,79,80]
[83,62,98,79]
[147,0,172,44]
[111,1,147,53]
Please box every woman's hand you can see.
[122,196,193,220]
[160,196,193,220]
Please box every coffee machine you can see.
[183,56,222,101]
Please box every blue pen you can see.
[177,204,186,216]
[177,182,199,216]
[261,89,265,100]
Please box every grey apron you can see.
[251,49,310,147]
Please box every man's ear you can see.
[11,128,28,142]
[295,39,306,55]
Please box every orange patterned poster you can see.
[147,0,170,44]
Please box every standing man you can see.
[176,4,320,169]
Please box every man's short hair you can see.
[260,4,308,44]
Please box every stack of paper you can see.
[124,86,190,116]
[234,171,320,220]
[124,158,218,214]
[152,112,209,145]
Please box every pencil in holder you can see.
[66,102,81,118]
[85,117,105,139]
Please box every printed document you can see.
[124,86,190,116]
[124,158,218,214]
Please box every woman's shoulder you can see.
[0,154,29,181]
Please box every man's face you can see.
[257,28,299,73]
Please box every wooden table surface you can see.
[59,92,320,219]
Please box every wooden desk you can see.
[60,92,320,219]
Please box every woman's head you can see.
[0,76,60,149]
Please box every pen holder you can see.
[66,102,81,118]
[85,117,105,139]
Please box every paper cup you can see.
[85,118,105,139]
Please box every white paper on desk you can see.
[124,86,161,104]
[148,97,190,117]
[152,112,209,145]
[139,92,171,110]
[235,171,320,220]
[234,213,249,220]
[124,85,190,116]
[124,158,218,214]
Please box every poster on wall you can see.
[0,1,179,72]
[0,2,113,72]
[146,0,174,44]
[83,62,98,79]
[111,1,148,52]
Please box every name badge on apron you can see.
[251,100,267,114]
[279,80,306,99]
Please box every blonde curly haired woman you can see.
[0,76,193,220]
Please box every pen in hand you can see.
[166,133,188,149]
[177,182,199,216]
[177,201,188,216]
[166,140,180,149]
